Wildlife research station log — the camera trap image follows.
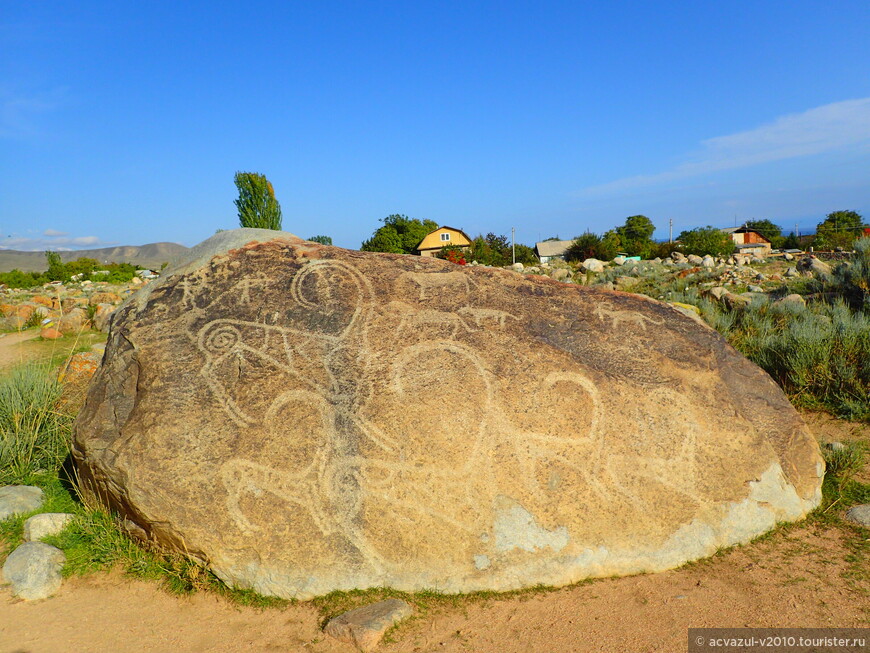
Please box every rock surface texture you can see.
[73,229,824,599]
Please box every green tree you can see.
[309,235,333,245]
[814,210,868,249]
[677,226,735,256]
[234,172,283,230]
[744,219,782,244]
[360,214,439,254]
[782,232,800,250]
[615,215,655,257]
[44,251,69,282]
[564,232,601,262]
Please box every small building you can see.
[720,226,773,256]
[415,226,472,257]
[534,239,574,263]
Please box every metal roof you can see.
[535,239,575,258]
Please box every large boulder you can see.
[72,229,824,600]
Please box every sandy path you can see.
[0,331,40,370]
[1,521,866,653]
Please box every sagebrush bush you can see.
[0,362,74,484]
[698,299,870,420]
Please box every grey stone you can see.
[784,267,799,278]
[747,285,764,293]
[581,258,605,273]
[0,486,44,521]
[844,505,870,528]
[551,268,569,281]
[23,513,74,542]
[708,287,728,300]
[701,255,715,268]
[325,599,414,651]
[612,256,627,266]
[511,262,524,272]
[687,255,703,266]
[1,541,66,600]
[777,294,806,307]
[784,253,794,261]
[825,442,846,452]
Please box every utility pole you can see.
[669,218,673,243]
[511,227,516,264]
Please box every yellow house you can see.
[415,226,473,257]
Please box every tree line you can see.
[233,171,867,259]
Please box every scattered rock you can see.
[88,292,122,306]
[324,599,414,652]
[1,541,66,600]
[92,303,115,333]
[784,267,799,278]
[612,256,627,266]
[551,268,569,281]
[58,351,102,386]
[0,486,44,520]
[776,294,806,307]
[701,256,715,268]
[686,254,703,266]
[844,505,870,528]
[40,327,63,340]
[824,442,846,452]
[797,256,832,277]
[23,513,75,541]
[581,258,605,272]
[707,287,728,300]
[510,262,524,272]
[747,285,764,293]
[57,308,87,335]
[784,253,795,261]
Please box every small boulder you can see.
[510,263,524,272]
[1,541,66,600]
[747,285,764,293]
[58,351,102,386]
[776,294,806,307]
[581,258,605,273]
[58,308,87,334]
[797,256,832,277]
[92,303,115,333]
[844,505,870,528]
[701,256,715,268]
[784,253,795,261]
[551,268,569,281]
[612,256,627,266]
[23,513,75,541]
[40,327,63,340]
[707,287,728,301]
[686,254,703,266]
[0,486,44,520]
[88,292,122,306]
[325,599,414,652]
[784,267,799,278]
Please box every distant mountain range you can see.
[0,242,190,273]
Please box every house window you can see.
[440,233,450,241]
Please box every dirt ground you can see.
[0,333,868,653]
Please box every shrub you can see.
[564,232,601,262]
[832,236,870,310]
[677,226,736,256]
[0,362,74,485]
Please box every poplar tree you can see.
[234,172,283,230]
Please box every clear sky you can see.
[1,1,869,251]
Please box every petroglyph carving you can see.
[457,307,519,328]
[397,270,472,300]
[594,303,664,331]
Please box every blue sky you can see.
[1,1,869,251]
